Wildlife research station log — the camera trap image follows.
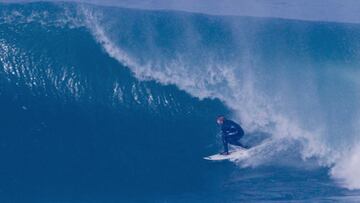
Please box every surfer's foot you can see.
[220,151,229,155]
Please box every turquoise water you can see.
[1,2,360,202]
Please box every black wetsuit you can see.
[221,119,246,153]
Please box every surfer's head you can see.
[216,115,225,125]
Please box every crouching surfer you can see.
[216,115,249,155]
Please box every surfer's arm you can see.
[221,130,231,138]
[223,126,238,136]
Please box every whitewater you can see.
[1,1,360,202]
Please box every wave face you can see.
[1,1,360,201]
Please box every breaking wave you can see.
[2,1,360,190]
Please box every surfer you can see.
[216,115,248,155]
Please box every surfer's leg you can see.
[228,137,249,149]
[222,136,229,154]
[228,138,241,146]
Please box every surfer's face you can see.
[217,118,224,125]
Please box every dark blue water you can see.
[1,2,360,202]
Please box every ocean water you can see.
[1,2,360,202]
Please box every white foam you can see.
[331,143,360,190]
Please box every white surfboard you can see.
[204,148,249,161]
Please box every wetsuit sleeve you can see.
[222,120,245,140]
[222,121,238,136]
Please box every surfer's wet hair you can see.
[216,115,225,122]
